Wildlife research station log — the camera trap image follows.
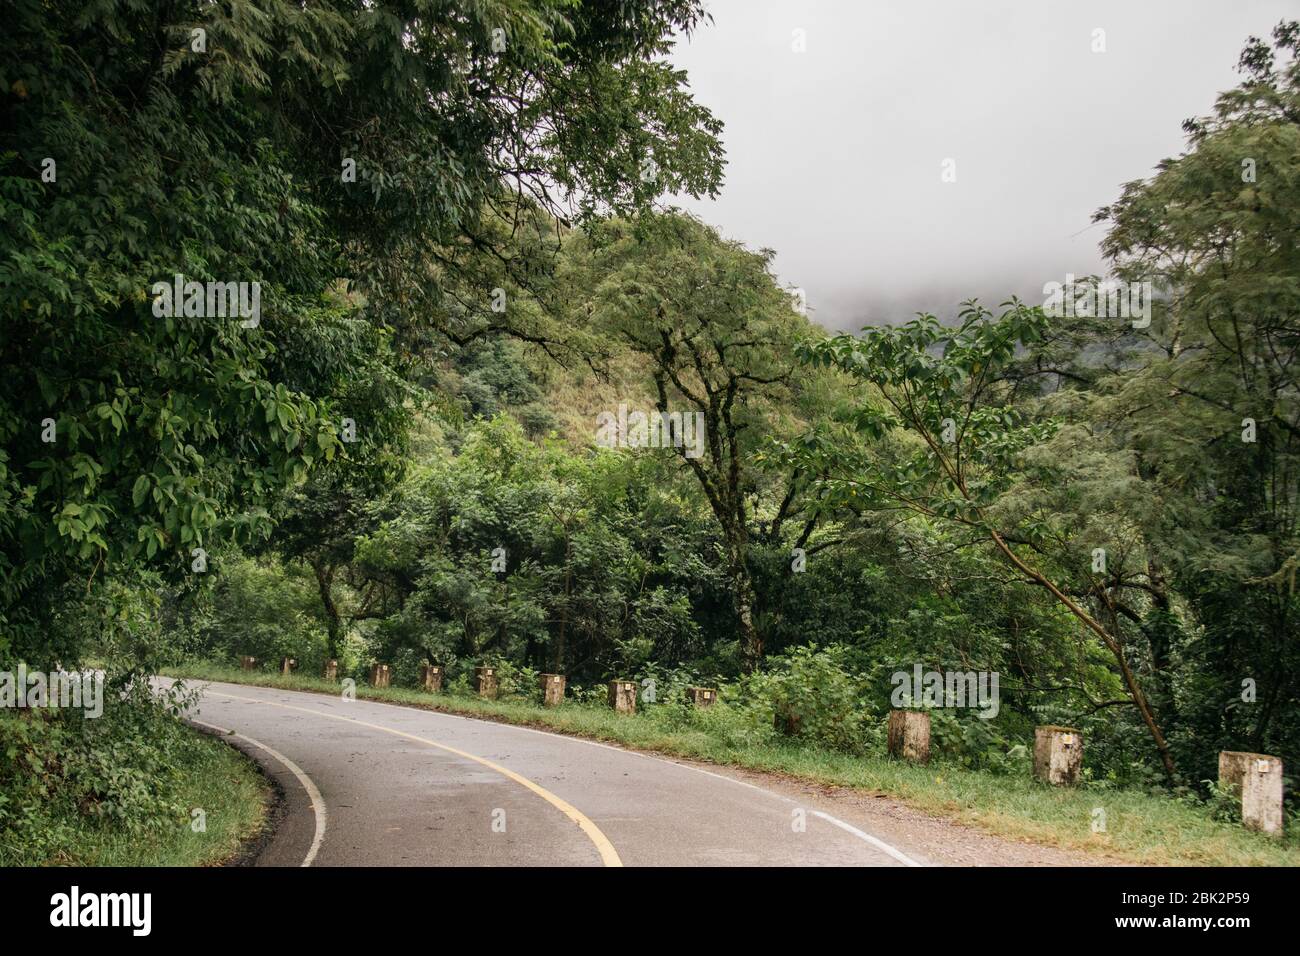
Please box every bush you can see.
[484,657,540,701]
[736,644,881,755]
[0,676,204,864]
[928,708,1027,773]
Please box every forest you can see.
[1,2,1297,864]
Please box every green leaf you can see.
[131,475,150,508]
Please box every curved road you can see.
[181,680,931,867]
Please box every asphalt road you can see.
[181,680,930,867]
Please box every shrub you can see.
[0,675,203,864]
[736,644,881,755]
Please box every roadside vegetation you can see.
[0,680,269,866]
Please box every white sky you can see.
[668,0,1296,329]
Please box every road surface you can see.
[179,680,932,867]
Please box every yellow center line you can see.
[203,688,623,867]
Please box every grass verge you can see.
[0,709,271,867]
[71,729,271,866]
[166,661,1300,867]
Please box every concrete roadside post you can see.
[1034,726,1083,785]
[539,673,565,706]
[1219,751,1284,837]
[685,687,718,707]
[420,664,443,693]
[608,680,636,714]
[887,709,931,763]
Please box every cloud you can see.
[669,0,1294,329]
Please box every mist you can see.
[669,0,1296,329]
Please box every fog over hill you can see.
[669,0,1297,329]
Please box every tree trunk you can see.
[987,531,1178,782]
[554,534,572,672]
[312,559,342,660]
[727,541,763,672]
[1142,560,1179,732]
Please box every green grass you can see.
[69,728,271,866]
[1,715,271,867]
[166,661,1300,867]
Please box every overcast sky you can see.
[667,0,1295,330]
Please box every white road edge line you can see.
[811,811,924,867]
[187,679,928,868]
[190,717,327,868]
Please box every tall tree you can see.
[798,303,1180,779]
[560,214,835,670]
[0,0,723,662]
[1083,19,1300,773]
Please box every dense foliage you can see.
[0,0,722,657]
